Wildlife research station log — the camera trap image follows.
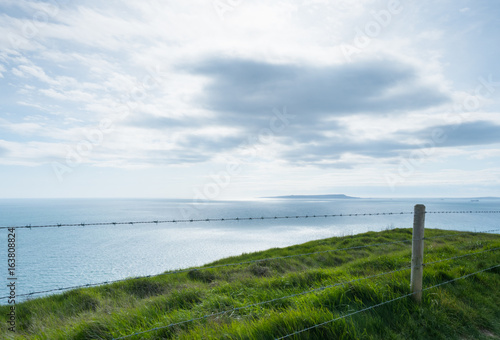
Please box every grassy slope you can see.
[1,228,499,340]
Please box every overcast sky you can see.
[1,0,500,199]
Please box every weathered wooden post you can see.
[411,204,425,303]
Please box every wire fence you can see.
[2,206,499,339]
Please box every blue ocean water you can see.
[0,197,498,302]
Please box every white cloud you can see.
[39,88,96,102]
[0,139,66,166]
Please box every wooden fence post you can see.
[411,204,425,303]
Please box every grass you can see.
[1,228,499,339]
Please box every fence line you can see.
[111,247,499,340]
[1,211,416,229]
[426,210,500,214]
[275,264,500,339]
[2,210,500,230]
[1,205,498,338]
[4,229,498,301]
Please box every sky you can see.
[1,0,500,199]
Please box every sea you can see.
[0,197,499,303]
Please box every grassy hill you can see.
[1,228,499,339]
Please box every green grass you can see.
[1,228,499,339]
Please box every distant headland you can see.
[264,194,360,199]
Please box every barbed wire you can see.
[2,210,500,230]
[426,210,500,214]
[0,237,415,300]
[275,264,500,339]
[111,247,499,340]
[0,211,417,230]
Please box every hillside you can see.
[1,228,499,339]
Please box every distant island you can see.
[264,194,360,199]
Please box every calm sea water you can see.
[0,197,498,302]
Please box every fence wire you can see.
[427,210,500,214]
[2,210,499,230]
[0,211,415,229]
[111,247,499,340]
[275,264,500,339]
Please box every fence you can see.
[2,204,499,339]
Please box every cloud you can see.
[123,114,195,129]
[419,121,500,148]
[278,134,413,167]
[96,54,499,170]
[156,56,453,168]
[275,120,500,168]
[0,145,7,157]
[185,57,450,126]
[12,64,52,83]
[136,149,212,165]
[177,134,244,154]
[0,139,66,166]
